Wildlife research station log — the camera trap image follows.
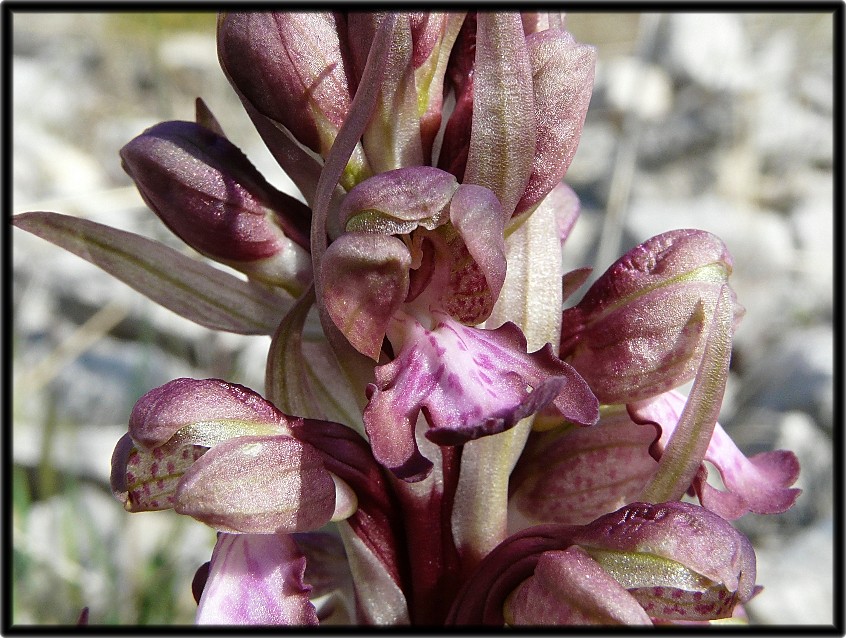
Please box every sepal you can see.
[196,532,318,625]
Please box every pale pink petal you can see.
[510,410,658,526]
[505,547,652,625]
[629,390,801,519]
[321,232,411,360]
[175,434,336,534]
[128,378,285,450]
[196,533,318,625]
[465,13,536,217]
[364,312,597,480]
[516,29,595,213]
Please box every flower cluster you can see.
[14,11,800,626]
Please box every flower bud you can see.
[120,120,312,294]
[560,229,743,404]
[217,12,353,159]
[449,501,758,625]
[569,501,759,622]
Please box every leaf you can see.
[265,287,364,430]
[13,211,290,335]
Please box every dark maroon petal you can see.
[120,120,311,258]
[191,561,211,605]
[217,12,353,157]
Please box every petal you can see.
[504,547,652,625]
[697,446,801,519]
[129,378,286,450]
[465,13,536,217]
[290,418,410,618]
[515,29,596,214]
[550,181,583,248]
[321,233,411,360]
[265,287,364,429]
[341,166,458,234]
[358,14,425,172]
[567,230,735,316]
[510,409,658,526]
[120,120,312,255]
[449,501,757,626]
[217,12,353,158]
[195,97,225,136]
[174,434,336,534]
[560,230,741,404]
[572,501,758,603]
[110,432,206,512]
[196,532,318,625]
[628,582,746,622]
[437,14,476,181]
[445,183,509,323]
[366,312,597,479]
[292,532,351,600]
[413,13,465,163]
[629,390,801,519]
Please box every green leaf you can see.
[265,287,364,431]
[13,211,290,335]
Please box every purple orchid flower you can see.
[12,10,800,627]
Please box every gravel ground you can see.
[10,11,837,626]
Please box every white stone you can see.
[603,57,673,121]
[663,14,751,91]
[747,519,834,624]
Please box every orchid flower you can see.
[12,11,800,626]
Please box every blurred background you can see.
[11,12,835,625]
